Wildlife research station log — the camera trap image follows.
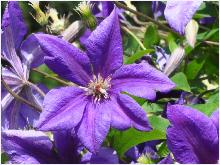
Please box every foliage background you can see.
[1,1,219,163]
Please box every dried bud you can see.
[185,19,199,48]
[74,1,97,30]
[29,1,49,26]
[164,46,185,76]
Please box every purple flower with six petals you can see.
[33,7,175,153]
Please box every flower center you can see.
[83,74,111,102]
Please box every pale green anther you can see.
[74,1,97,30]
[29,2,49,26]
[137,154,155,164]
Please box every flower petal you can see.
[76,102,111,153]
[2,130,56,164]
[166,104,219,164]
[117,94,152,131]
[20,34,45,69]
[210,109,219,135]
[35,87,87,131]
[2,67,22,86]
[81,147,119,164]
[2,1,27,50]
[33,34,92,86]
[53,130,81,163]
[85,7,123,78]
[111,63,175,100]
[158,154,173,164]
[164,0,203,35]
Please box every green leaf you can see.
[157,142,170,157]
[191,93,219,116]
[111,116,169,157]
[142,102,163,113]
[185,57,206,80]
[125,49,154,64]
[148,116,170,133]
[143,24,159,48]
[111,129,166,157]
[197,28,219,41]
[171,72,191,92]
[167,33,178,52]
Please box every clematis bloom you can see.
[1,1,45,129]
[2,130,118,164]
[166,105,219,164]
[34,7,175,153]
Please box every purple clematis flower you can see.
[33,7,175,153]
[1,2,45,129]
[166,105,219,164]
[2,129,118,164]
[164,0,203,35]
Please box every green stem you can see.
[26,81,46,97]
[32,68,72,86]
[122,26,146,50]
[1,78,42,112]
[114,1,182,37]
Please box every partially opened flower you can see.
[2,129,118,164]
[33,7,175,153]
[1,2,45,129]
[164,0,203,35]
[152,1,166,20]
[166,105,219,164]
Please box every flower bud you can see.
[74,1,97,30]
[185,19,199,48]
[29,1,49,26]
[47,8,71,34]
[164,46,185,76]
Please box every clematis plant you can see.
[33,7,175,153]
[166,105,219,164]
[2,129,118,164]
[1,1,45,129]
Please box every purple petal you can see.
[79,29,92,47]
[166,105,219,164]
[210,109,219,135]
[20,34,45,69]
[116,94,151,131]
[76,102,111,153]
[35,87,87,131]
[2,88,40,129]
[53,130,81,163]
[2,28,25,79]
[85,7,123,78]
[2,67,22,86]
[2,1,28,50]
[199,16,216,25]
[158,154,173,164]
[2,130,56,164]
[111,63,175,100]
[164,0,203,35]
[101,2,114,17]
[152,1,165,20]
[81,147,119,164]
[33,34,92,86]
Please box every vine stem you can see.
[32,68,72,86]
[114,1,182,37]
[122,26,146,50]
[25,81,46,97]
[1,78,42,112]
